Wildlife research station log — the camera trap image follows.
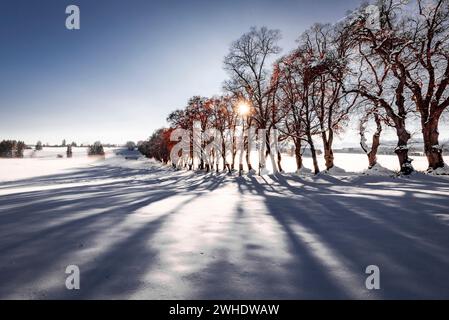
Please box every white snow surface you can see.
[362,163,395,176]
[320,165,347,176]
[0,149,449,299]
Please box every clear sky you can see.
[0,0,367,145]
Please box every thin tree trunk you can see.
[277,151,283,173]
[230,135,236,171]
[221,136,227,171]
[245,138,253,172]
[307,133,320,174]
[258,129,267,175]
[266,132,279,174]
[188,138,194,170]
[367,114,382,168]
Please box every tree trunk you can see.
[277,151,283,173]
[258,130,267,175]
[307,133,320,174]
[368,139,380,169]
[266,133,279,174]
[245,138,253,172]
[231,136,236,171]
[325,147,334,170]
[323,145,334,170]
[422,115,445,171]
[322,140,332,169]
[367,115,382,169]
[189,139,194,170]
[222,138,227,171]
[222,155,227,171]
[321,130,334,170]
[294,139,303,171]
[394,125,413,175]
[239,163,244,176]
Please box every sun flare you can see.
[237,101,250,116]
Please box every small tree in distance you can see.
[126,141,136,151]
[35,141,43,151]
[67,145,73,158]
[88,141,105,156]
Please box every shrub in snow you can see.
[35,141,43,151]
[126,141,136,151]
[88,141,105,156]
[0,140,26,158]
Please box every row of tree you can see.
[0,140,26,158]
[138,129,175,163]
[36,140,105,156]
[0,140,106,158]
[141,0,449,175]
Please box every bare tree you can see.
[167,97,213,170]
[397,0,449,171]
[301,24,357,170]
[139,128,174,164]
[359,105,385,168]
[343,1,416,174]
[274,48,323,174]
[224,26,282,173]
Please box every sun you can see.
[237,101,251,116]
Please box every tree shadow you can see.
[0,163,224,299]
[1,163,449,299]
[226,174,449,299]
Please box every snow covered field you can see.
[0,149,449,299]
[0,148,116,182]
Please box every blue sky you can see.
[0,0,366,145]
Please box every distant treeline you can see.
[0,140,26,158]
[33,142,119,148]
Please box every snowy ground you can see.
[0,149,449,299]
